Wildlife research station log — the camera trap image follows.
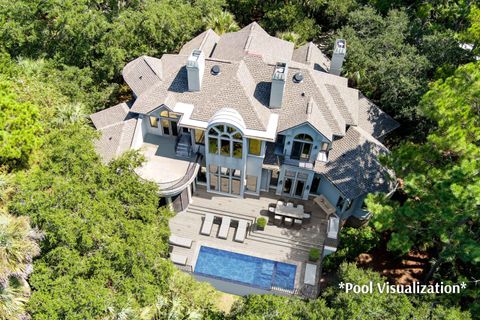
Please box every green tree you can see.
[323,263,471,320]
[336,7,429,120]
[0,212,41,320]
[462,5,480,56]
[205,11,240,35]
[367,62,480,315]
[9,125,175,319]
[0,82,42,169]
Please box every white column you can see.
[166,196,173,211]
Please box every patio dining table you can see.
[275,201,305,219]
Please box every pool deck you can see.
[169,185,328,297]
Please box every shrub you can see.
[322,226,379,272]
[309,248,320,262]
[256,217,267,230]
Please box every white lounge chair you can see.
[200,213,214,236]
[218,216,231,239]
[304,263,317,285]
[171,253,188,266]
[234,220,248,243]
[327,215,340,239]
[169,235,192,248]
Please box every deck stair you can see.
[175,133,192,157]
[186,203,323,252]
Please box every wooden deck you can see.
[169,185,328,296]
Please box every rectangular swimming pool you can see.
[194,246,296,291]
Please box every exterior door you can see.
[281,171,308,198]
[171,120,178,136]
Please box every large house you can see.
[90,23,398,296]
[91,22,398,220]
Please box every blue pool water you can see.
[194,246,296,290]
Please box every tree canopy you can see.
[367,61,480,315]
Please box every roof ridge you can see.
[142,56,162,81]
[307,69,345,136]
[199,29,213,51]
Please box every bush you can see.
[322,226,379,272]
[309,248,320,262]
[256,217,267,230]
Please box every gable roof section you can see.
[179,29,220,57]
[123,23,398,140]
[122,56,163,96]
[357,94,400,139]
[212,22,294,64]
[314,126,396,199]
[90,102,130,129]
[292,42,330,72]
[90,103,137,163]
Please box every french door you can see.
[161,119,178,136]
[282,171,308,198]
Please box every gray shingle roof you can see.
[90,102,129,129]
[211,22,294,64]
[292,42,330,72]
[93,23,400,196]
[357,93,400,139]
[123,56,163,96]
[90,103,137,162]
[179,29,220,57]
[314,126,396,199]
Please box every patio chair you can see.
[200,213,214,236]
[297,204,304,211]
[294,219,302,226]
[268,203,276,213]
[171,253,188,266]
[284,217,293,226]
[234,219,249,243]
[168,235,192,248]
[277,200,285,207]
[274,215,282,226]
[303,212,311,222]
[286,202,294,207]
[218,216,232,239]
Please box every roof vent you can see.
[293,72,304,83]
[211,65,221,75]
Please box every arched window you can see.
[291,133,313,161]
[208,124,243,158]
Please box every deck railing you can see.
[156,153,202,193]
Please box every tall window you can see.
[149,116,159,128]
[209,165,241,195]
[160,110,180,119]
[208,125,243,158]
[248,139,262,156]
[291,133,313,161]
[195,129,205,145]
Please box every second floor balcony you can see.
[135,134,201,196]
